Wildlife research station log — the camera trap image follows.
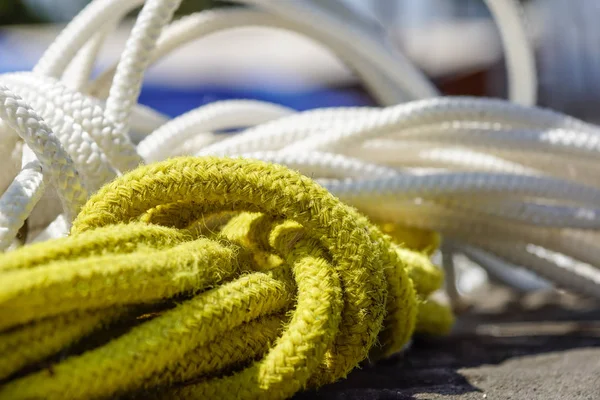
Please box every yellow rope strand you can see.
[141,314,287,393]
[378,222,441,256]
[0,308,121,381]
[0,231,251,330]
[0,157,453,400]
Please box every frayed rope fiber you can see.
[0,157,453,400]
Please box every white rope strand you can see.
[1,0,598,301]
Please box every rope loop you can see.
[0,157,452,400]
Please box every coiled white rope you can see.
[1,0,599,303]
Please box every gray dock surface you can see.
[296,287,600,399]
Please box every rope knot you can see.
[0,157,452,400]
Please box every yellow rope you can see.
[0,157,453,400]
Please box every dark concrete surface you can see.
[296,287,600,400]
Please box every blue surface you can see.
[0,33,32,72]
[0,33,374,117]
[0,69,374,117]
[137,84,374,117]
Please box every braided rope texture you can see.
[0,84,88,220]
[0,157,452,400]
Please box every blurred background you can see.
[0,0,598,122]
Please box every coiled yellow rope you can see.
[0,157,452,400]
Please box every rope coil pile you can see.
[0,0,599,397]
[0,0,598,301]
[0,157,452,399]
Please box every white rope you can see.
[1,0,599,300]
[483,0,537,106]
[88,8,424,105]
[139,100,294,162]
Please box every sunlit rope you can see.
[0,0,598,335]
[0,157,452,399]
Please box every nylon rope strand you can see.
[0,157,453,400]
[0,3,598,397]
[0,0,598,397]
[0,0,598,304]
